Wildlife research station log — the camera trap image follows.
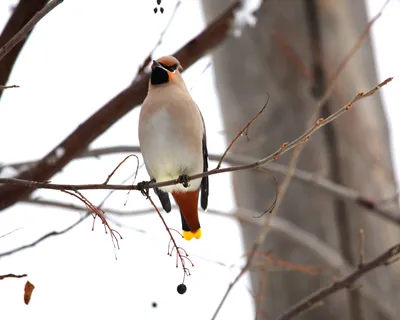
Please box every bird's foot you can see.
[137,179,155,198]
[177,174,190,188]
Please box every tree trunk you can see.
[201,0,400,319]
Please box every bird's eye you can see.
[156,62,179,72]
[167,64,178,72]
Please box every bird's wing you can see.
[199,110,209,211]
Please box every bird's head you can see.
[150,56,184,87]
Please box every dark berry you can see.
[177,284,187,294]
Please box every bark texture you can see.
[201,0,400,319]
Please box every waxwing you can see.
[138,56,209,240]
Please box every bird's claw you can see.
[137,179,155,198]
[177,174,190,188]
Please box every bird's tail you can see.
[172,189,201,240]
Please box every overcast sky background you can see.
[0,0,399,319]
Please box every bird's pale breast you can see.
[139,91,204,193]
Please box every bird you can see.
[138,55,209,241]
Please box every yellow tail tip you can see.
[183,228,202,241]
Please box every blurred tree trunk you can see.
[201,0,400,319]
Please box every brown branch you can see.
[7,146,400,228]
[0,0,63,62]
[216,98,268,169]
[271,0,393,231]
[276,243,400,320]
[1,157,143,261]
[6,197,395,317]
[0,84,19,91]
[235,5,391,317]
[358,228,365,267]
[62,190,122,253]
[0,0,255,211]
[313,0,390,113]
[102,154,139,185]
[146,193,193,284]
[210,78,392,320]
[0,77,392,191]
[266,5,392,316]
[0,0,62,102]
[0,273,27,280]
[236,210,396,319]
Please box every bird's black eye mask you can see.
[159,62,178,72]
[151,62,180,85]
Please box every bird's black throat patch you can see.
[151,67,169,85]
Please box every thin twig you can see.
[8,200,394,317]
[0,84,19,91]
[103,154,139,185]
[234,207,396,318]
[358,228,365,268]
[274,0,393,210]
[135,1,182,79]
[254,260,269,320]
[211,4,392,312]
[0,0,63,62]
[216,97,268,169]
[2,160,142,260]
[146,194,193,283]
[0,77,392,192]
[0,0,259,211]
[62,190,122,253]
[0,227,22,239]
[275,243,400,320]
[0,215,88,259]
[8,146,400,228]
[231,10,385,315]
[0,0,48,101]
[313,0,391,112]
[0,273,27,280]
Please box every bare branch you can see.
[229,208,397,319]
[6,157,400,233]
[0,227,22,239]
[0,273,27,280]
[216,98,268,169]
[0,0,260,211]
[102,154,139,185]
[0,84,19,91]
[7,146,400,228]
[145,193,193,285]
[0,77,392,191]
[6,196,396,318]
[209,76,393,318]
[276,244,400,320]
[225,4,393,317]
[1,158,144,261]
[0,214,88,260]
[0,0,63,62]
[62,190,122,252]
[0,0,48,101]
[358,228,365,268]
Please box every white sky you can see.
[0,1,399,319]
